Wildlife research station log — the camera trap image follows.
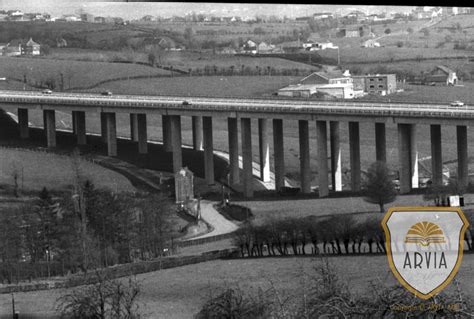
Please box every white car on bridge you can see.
[450,100,465,107]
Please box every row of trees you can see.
[0,179,175,283]
[233,215,388,258]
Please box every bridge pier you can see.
[100,112,107,143]
[273,119,285,191]
[375,122,386,163]
[349,122,361,191]
[241,118,253,198]
[18,108,29,139]
[299,120,311,194]
[398,124,419,193]
[74,111,87,145]
[457,126,468,190]
[430,124,443,186]
[228,118,240,187]
[105,112,117,156]
[130,114,139,142]
[203,116,214,185]
[170,115,182,173]
[72,111,77,135]
[137,114,147,154]
[330,121,342,192]
[410,125,419,189]
[192,116,203,151]
[43,110,56,148]
[317,120,329,197]
[258,119,270,182]
[162,115,172,152]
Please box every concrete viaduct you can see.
[0,90,471,198]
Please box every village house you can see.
[362,39,381,48]
[303,41,338,51]
[257,42,276,54]
[1,38,41,56]
[313,12,334,20]
[352,74,397,95]
[24,38,41,55]
[242,40,257,54]
[424,65,458,85]
[277,69,359,99]
[2,40,22,56]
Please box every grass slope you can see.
[1,254,473,318]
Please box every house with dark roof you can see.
[3,40,22,56]
[424,65,458,85]
[25,38,40,55]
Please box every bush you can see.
[196,287,270,319]
[56,274,142,319]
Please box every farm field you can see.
[158,50,320,71]
[0,57,172,90]
[88,75,303,97]
[1,254,473,318]
[238,193,474,224]
[0,148,135,192]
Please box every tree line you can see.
[0,181,176,284]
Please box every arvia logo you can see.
[381,207,469,300]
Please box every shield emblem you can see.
[381,207,469,300]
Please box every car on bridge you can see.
[450,100,465,107]
[42,89,53,94]
[101,91,113,96]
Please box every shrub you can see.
[56,274,142,319]
[196,287,270,319]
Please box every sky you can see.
[0,1,416,20]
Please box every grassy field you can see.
[1,254,473,318]
[238,193,474,224]
[0,57,171,90]
[88,75,302,97]
[0,148,135,193]
[158,50,320,71]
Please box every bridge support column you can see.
[258,119,270,182]
[375,122,386,162]
[430,124,443,187]
[18,108,29,139]
[228,118,240,187]
[162,115,172,152]
[241,118,253,198]
[106,113,117,156]
[410,125,419,189]
[457,125,468,190]
[130,114,139,142]
[100,112,107,143]
[75,111,87,145]
[330,121,342,192]
[137,114,148,154]
[192,116,203,151]
[273,119,285,191]
[72,111,77,134]
[170,115,182,173]
[203,116,214,185]
[317,121,329,197]
[398,124,418,193]
[299,120,311,194]
[43,110,56,148]
[349,122,361,192]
